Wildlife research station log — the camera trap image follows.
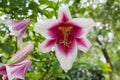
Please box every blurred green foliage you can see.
[0,0,120,80]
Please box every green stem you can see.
[15,37,18,53]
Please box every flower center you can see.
[57,26,73,50]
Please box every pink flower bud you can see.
[9,43,34,64]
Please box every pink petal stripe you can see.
[56,37,75,56]
[55,39,77,72]
[34,19,58,39]
[58,6,72,22]
[39,39,56,53]
[61,13,70,22]
[6,59,32,80]
[48,22,83,39]
[9,43,34,64]
[3,75,8,80]
[12,19,31,31]
[0,65,7,75]
[76,38,92,52]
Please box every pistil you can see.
[57,26,73,50]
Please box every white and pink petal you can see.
[0,64,7,75]
[72,18,95,28]
[2,75,8,80]
[76,37,92,52]
[55,39,77,72]
[12,19,31,31]
[38,39,56,53]
[34,19,58,39]
[6,59,32,80]
[58,5,72,22]
[72,18,95,37]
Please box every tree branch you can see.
[96,37,113,71]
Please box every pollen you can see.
[57,26,73,50]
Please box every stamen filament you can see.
[57,26,72,50]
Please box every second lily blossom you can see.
[0,43,34,80]
[34,6,95,72]
[0,59,32,80]
[0,19,31,47]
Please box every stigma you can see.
[57,26,73,50]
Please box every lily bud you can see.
[9,43,34,64]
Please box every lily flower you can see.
[2,75,8,80]
[9,43,34,64]
[0,19,31,47]
[0,59,32,80]
[34,6,95,72]
[0,64,7,75]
